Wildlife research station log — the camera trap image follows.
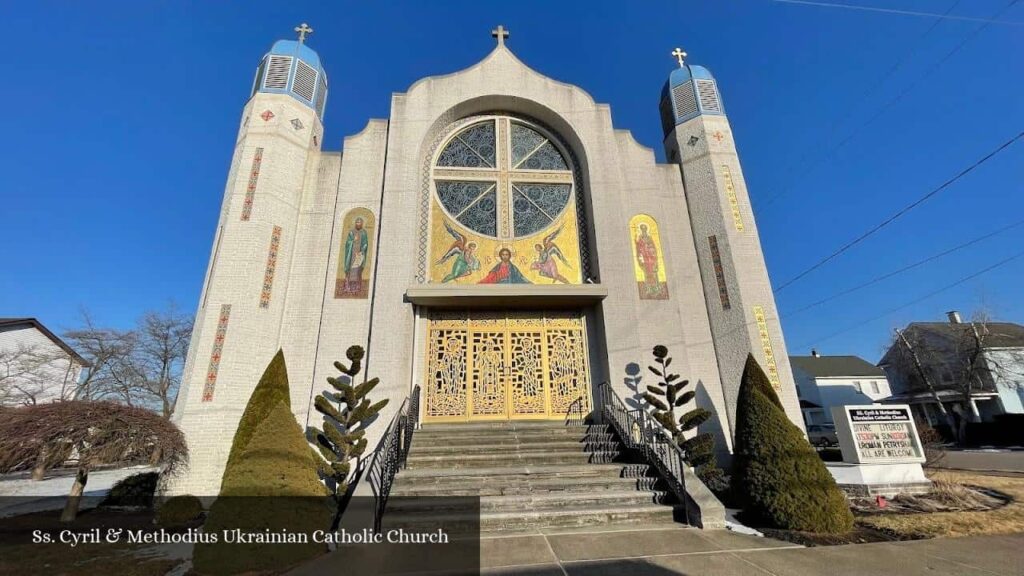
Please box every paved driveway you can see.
[478,529,1024,575]
[936,449,1024,473]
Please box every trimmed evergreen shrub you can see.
[731,354,853,534]
[156,495,204,527]
[220,349,291,489]
[193,401,331,575]
[101,471,158,508]
[643,345,726,486]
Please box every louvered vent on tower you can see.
[264,55,293,89]
[695,79,722,113]
[315,75,328,118]
[672,81,698,120]
[252,57,268,97]
[293,60,318,102]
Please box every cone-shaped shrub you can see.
[731,354,853,534]
[193,401,330,575]
[220,349,291,488]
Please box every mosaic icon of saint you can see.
[635,223,662,297]
[530,225,572,284]
[479,248,531,284]
[341,217,369,295]
[437,220,480,283]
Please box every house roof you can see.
[905,322,1024,349]
[789,355,886,378]
[0,318,90,366]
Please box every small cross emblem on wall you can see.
[713,131,724,143]
[260,110,275,122]
[291,118,304,130]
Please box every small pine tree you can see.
[308,345,389,521]
[642,345,725,488]
[732,354,854,534]
[194,401,330,575]
[220,349,291,489]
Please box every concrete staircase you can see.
[387,421,682,533]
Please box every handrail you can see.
[595,380,690,523]
[564,395,587,426]
[365,384,421,532]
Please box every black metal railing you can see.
[595,381,689,521]
[365,385,421,531]
[564,395,588,426]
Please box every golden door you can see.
[423,312,591,421]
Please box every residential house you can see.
[790,351,891,426]
[0,318,88,406]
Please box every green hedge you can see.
[731,354,853,534]
[156,495,203,527]
[101,471,158,508]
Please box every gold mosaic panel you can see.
[722,165,744,232]
[753,305,781,390]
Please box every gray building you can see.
[168,27,803,509]
[879,312,1024,426]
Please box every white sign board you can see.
[830,405,925,464]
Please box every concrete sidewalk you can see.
[480,526,1024,575]
[937,449,1024,473]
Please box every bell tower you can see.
[661,48,804,433]
[168,25,329,496]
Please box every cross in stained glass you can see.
[434,117,574,239]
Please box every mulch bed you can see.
[759,523,910,546]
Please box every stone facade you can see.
[168,39,802,496]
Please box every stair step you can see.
[411,431,617,447]
[395,463,645,482]
[391,475,646,497]
[416,423,607,436]
[408,440,618,456]
[385,503,678,533]
[406,450,617,469]
[389,490,669,513]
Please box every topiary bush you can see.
[101,471,158,508]
[193,401,331,575]
[731,354,854,534]
[156,494,204,527]
[220,349,291,490]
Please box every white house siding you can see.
[0,325,82,406]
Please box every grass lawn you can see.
[858,470,1024,539]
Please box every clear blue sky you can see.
[2,1,1021,363]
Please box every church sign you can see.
[831,405,925,464]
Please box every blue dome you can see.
[667,64,715,87]
[251,39,329,118]
[659,62,724,136]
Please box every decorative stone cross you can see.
[294,23,314,44]
[492,25,509,46]
[671,47,687,68]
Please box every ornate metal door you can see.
[423,312,591,421]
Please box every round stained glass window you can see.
[432,116,574,239]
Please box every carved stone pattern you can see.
[753,306,781,390]
[722,165,744,232]
[259,225,281,308]
[201,304,231,402]
[708,235,730,310]
[241,147,263,221]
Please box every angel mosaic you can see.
[437,220,480,283]
[530,225,572,284]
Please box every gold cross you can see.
[671,47,687,68]
[492,25,509,47]
[294,23,314,44]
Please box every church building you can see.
[169,25,804,499]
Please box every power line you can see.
[767,0,962,201]
[760,0,1021,209]
[797,248,1024,349]
[774,128,1024,292]
[784,218,1024,317]
[771,0,1024,25]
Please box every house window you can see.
[870,381,880,394]
[853,381,862,393]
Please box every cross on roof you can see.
[492,25,509,46]
[671,47,687,68]
[294,23,314,44]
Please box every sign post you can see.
[827,404,931,496]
